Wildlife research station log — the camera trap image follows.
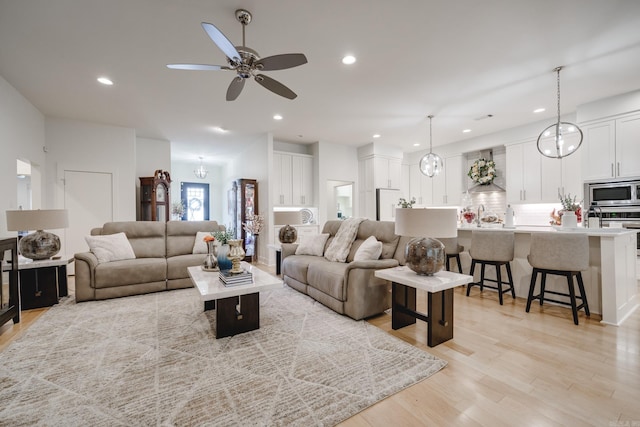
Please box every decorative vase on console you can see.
[202,240,219,271]
[228,239,246,274]
[216,243,232,271]
[561,210,578,228]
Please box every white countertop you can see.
[457,224,637,237]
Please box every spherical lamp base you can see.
[19,230,61,260]
[404,237,445,276]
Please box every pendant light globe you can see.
[419,115,443,177]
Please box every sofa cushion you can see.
[94,258,167,288]
[307,260,350,301]
[324,218,365,262]
[192,231,212,254]
[85,232,136,264]
[102,222,166,258]
[353,236,382,261]
[295,234,330,256]
[347,220,399,262]
[282,254,322,284]
[166,220,223,257]
[167,254,205,280]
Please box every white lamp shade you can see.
[6,209,69,231]
[273,211,303,225]
[395,208,457,238]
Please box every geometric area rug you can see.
[0,285,446,426]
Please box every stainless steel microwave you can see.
[584,179,640,207]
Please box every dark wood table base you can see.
[204,292,260,339]
[392,282,454,347]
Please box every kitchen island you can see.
[456,225,638,326]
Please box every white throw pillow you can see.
[295,234,330,257]
[192,231,213,254]
[354,236,383,261]
[85,232,136,264]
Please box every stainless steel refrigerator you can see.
[376,188,401,221]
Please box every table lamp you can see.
[5,209,69,260]
[274,211,303,243]
[395,207,458,275]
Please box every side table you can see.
[375,266,473,347]
[16,256,74,310]
[267,243,282,275]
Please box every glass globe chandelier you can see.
[536,66,583,159]
[419,115,443,177]
[194,156,208,179]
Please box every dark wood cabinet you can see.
[140,170,171,221]
[235,179,258,260]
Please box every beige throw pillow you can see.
[85,232,136,264]
[192,231,212,254]
[295,234,330,257]
[354,236,383,261]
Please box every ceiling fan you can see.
[167,9,307,101]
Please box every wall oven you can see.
[585,179,640,255]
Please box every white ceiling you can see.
[2,0,640,165]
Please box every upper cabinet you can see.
[372,156,402,189]
[582,113,640,181]
[273,152,314,207]
[432,155,463,206]
[506,142,542,203]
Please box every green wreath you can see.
[468,158,496,185]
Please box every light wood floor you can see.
[2,271,639,426]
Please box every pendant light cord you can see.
[428,114,434,153]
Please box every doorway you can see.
[181,182,210,221]
[326,180,353,220]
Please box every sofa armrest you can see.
[74,252,98,301]
[281,243,299,260]
[345,258,399,273]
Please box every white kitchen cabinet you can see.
[582,114,640,181]
[273,152,314,207]
[409,164,432,205]
[432,155,463,206]
[373,156,402,189]
[506,141,541,203]
[541,150,582,202]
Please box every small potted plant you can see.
[171,201,185,220]
[558,193,582,227]
[398,197,416,208]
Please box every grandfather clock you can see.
[140,170,171,221]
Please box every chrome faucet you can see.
[476,204,485,227]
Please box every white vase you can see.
[562,210,577,228]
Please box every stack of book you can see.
[219,269,253,287]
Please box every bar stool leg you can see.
[496,263,504,305]
[467,260,477,296]
[526,268,539,312]
[576,272,590,316]
[505,262,516,299]
[539,272,547,306]
[566,272,579,325]
[446,256,450,272]
[455,255,463,274]
[480,262,486,291]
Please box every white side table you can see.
[375,266,473,347]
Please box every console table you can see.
[375,267,473,347]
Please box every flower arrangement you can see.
[398,197,416,208]
[243,214,265,235]
[468,158,496,185]
[211,229,235,245]
[203,234,215,242]
[171,201,185,216]
[559,192,581,211]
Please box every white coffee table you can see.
[375,266,473,347]
[188,262,282,338]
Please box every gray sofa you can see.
[74,220,224,302]
[281,220,410,320]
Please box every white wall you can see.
[577,89,640,124]
[45,117,137,220]
[0,75,46,238]
[315,141,359,227]
[136,136,171,220]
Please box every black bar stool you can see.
[439,238,464,273]
[526,232,590,325]
[466,230,515,305]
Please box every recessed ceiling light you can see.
[413,143,420,147]
[372,134,381,138]
[462,129,472,133]
[212,126,228,133]
[342,55,356,65]
[533,108,546,113]
[97,77,113,85]
[273,114,283,120]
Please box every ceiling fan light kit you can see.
[536,66,583,159]
[419,115,443,178]
[167,9,307,101]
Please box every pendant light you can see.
[194,156,208,179]
[536,66,583,159]
[419,115,443,177]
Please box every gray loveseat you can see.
[281,220,409,320]
[74,220,224,302]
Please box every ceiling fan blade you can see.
[226,77,245,101]
[201,22,241,62]
[255,74,297,99]
[166,64,228,71]
[256,53,308,71]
